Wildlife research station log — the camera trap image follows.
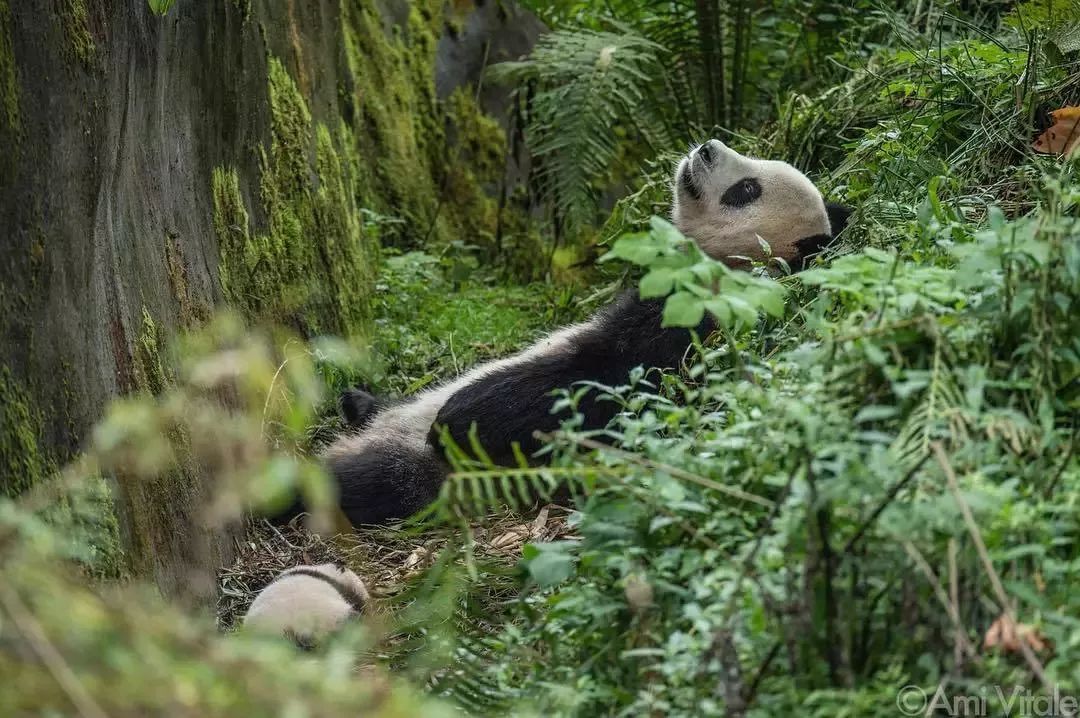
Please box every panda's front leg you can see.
[428,354,594,467]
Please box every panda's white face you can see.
[672,139,832,267]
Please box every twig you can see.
[932,442,1060,704]
[842,452,931,556]
[901,540,979,662]
[1042,425,1077,498]
[949,538,962,669]
[718,458,804,623]
[714,629,747,718]
[0,581,109,718]
[742,640,782,708]
[261,339,300,436]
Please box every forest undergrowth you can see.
[1,1,1079,716]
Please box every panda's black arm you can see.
[429,293,712,465]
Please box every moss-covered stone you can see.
[339,0,442,244]
[0,0,19,133]
[336,0,513,253]
[61,0,95,66]
[442,86,506,247]
[0,365,49,497]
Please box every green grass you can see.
[366,250,583,395]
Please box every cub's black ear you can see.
[827,203,854,239]
[340,388,381,428]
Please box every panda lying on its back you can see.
[323,140,851,526]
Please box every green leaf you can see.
[524,544,576,587]
[603,233,660,265]
[754,286,787,318]
[649,216,685,245]
[703,298,733,327]
[662,291,705,327]
[639,268,676,298]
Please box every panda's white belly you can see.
[323,319,594,459]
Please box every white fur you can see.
[243,563,369,641]
[672,140,830,264]
[323,321,593,460]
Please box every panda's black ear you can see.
[827,203,854,239]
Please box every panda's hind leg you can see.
[326,443,448,526]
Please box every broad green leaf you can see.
[603,233,661,265]
[662,291,705,327]
[639,268,676,298]
[525,545,576,587]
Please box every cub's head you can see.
[673,139,851,269]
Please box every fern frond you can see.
[892,341,968,467]
[491,28,674,235]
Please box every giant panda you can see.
[322,140,852,526]
[243,563,370,649]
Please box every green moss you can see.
[266,56,312,197]
[0,365,123,574]
[132,307,171,396]
[340,0,442,244]
[441,86,506,247]
[213,57,375,337]
[61,0,95,66]
[335,0,513,257]
[0,365,49,497]
[212,1,517,332]
[79,476,126,580]
[0,0,19,133]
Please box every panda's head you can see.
[243,563,369,649]
[673,139,851,269]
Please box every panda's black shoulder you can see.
[590,290,714,368]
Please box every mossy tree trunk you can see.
[0,0,540,601]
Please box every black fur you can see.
[325,441,448,525]
[282,567,367,614]
[340,387,383,428]
[720,177,762,207]
[429,292,714,466]
[794,203,852,269]
[827,202,853,237]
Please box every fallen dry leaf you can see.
[1033,106,1080,158]
[983,614,1049,655]
[489,526,530,551]
[403,545,431,571]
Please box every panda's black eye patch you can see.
[720,177,762,207]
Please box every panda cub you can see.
[324,140,851,526]
[243,563,369,649]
